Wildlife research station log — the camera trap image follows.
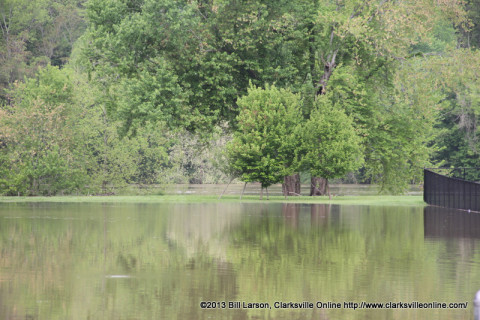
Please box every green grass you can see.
[0,194,426,206]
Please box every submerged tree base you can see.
[283,174,301,198]
[310,177,328,196]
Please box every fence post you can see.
[423,169,427,204]
[445,171,448,208]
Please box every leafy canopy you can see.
[299,98,363,181]
[227,84,301,188]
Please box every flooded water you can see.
[0,202,479,319]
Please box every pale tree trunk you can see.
[310,177,328,196]
[316,48,338,95]
[310,44,338,196]
[218,178,234,200]
[282,173,301,198]
[101,105,109,194]
[240,182,247,200]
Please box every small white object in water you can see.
[474,290,480,320]
[475,290,480,305]
[105,275,131,279]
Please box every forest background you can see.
[1,0,480,196]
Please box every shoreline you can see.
[0,194,426,206]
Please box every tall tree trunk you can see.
[310,46,338,196]
[240,182,247,200]
[310,177,328,196]
[102,105,109,194]
[282,173,301,197]
[316,49,338,95]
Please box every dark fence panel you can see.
[424,168,480,212]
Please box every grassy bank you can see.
[0,194,425,206]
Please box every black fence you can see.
[424,168,480,212]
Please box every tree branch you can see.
[350,0,368,20]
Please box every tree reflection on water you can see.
[0,203,478,319]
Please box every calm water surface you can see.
[0,202,479,319]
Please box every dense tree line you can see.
[1,0,480,195]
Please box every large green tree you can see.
[299,98,363,196]
[226,85,301,198]
[0,65,87,195]
[295,0,467,194]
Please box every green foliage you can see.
[299,99,363,181]
[83,0,227,133]
[227,85,302,188]
[226,81,362,191]
[457,0,480,48]
[82,0,317,133]
[68,68,172,194]
[0,65,87,195]
[0,0,478,196]
[364,56,447,193]
[0,63,178,195]
[0,0,86,101]
[425,49,480,169]
[288,0,467,192]
[115,59,187,136]
[159,127,231,184]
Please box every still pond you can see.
[0,202,479,319]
